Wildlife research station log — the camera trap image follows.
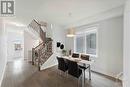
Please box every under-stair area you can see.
[28,19,53,71]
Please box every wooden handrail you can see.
[34,39,52,50]
[33,19,40,26]
[34,42,44,50]
[33,19,47,27]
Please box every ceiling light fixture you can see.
[66,12,75,37]
[67,27,75,37]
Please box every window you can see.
[86,33,96,55]
[75,35,85,53]
[74,28,97,56]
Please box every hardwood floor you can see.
[1,60,122,87]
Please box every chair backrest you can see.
[72,53,79,58]
[57,57,68,72]
[80,54,90,61]
[67,59,82,78]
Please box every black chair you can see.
[72,53,79,58]
[80,54,91,81]
[80,54,90,61]
[66,59,82,78]
[57,57,68,72]
[79,54,90,70]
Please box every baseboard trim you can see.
[91,70,122,82]
[40,63,58,70]
[0,63,7,87]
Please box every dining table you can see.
[58,56,94,87]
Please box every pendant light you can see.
[67,27,75,37]
[66,13,75,37]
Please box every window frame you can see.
[74,34,85,53]
[74,27,98,57]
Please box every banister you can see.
[34,42,44,50]
[30,19,53,71]
[32,40,53,71]
[34,40,52,50]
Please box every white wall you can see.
[65,34,74,53]
[92,16,123,77]
[24,30,39,61]
[65,16,123,78]
[6,24,24,62]
[123,0,130,87]
[0,19,7,86]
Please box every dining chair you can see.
[80,54,91,81]
[66,59,82,87]
[72,53,80,58]
[67,59,82,78]
[80,54,90,61]
[57,57,68,74]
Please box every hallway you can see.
[1,60,122,87]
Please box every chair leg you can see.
[84,69,85,84]
[57,70,62,76]
[65,71,68,78]
[63,71,66,77]
[59,71,67,77]
[57,69,59,76]
[78,78,80,87]
[81,69,85,87]
[89,65,91,80]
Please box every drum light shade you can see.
[66,28,75,37]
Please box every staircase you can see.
[29,19,53,71]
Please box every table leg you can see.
[82,69,85,87]
[89,65,91,80]
[84,69,85,84]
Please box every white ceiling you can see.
[6,0,126,27]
